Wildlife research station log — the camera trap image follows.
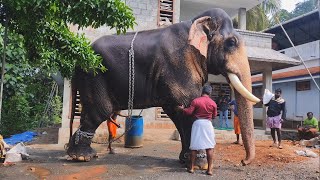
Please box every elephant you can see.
[67,8,260,166]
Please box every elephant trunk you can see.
[233,56,256,165]
[225,42,257,165]
[236,91,255,165]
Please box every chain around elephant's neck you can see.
[128,31,138,120]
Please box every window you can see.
[210,83,231,119]
[158,0,174,27]
[252,86,263,108]
[69,90,81,119]
[296,81,310,91]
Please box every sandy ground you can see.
[0,128,319,180]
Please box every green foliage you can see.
[0,25,31,98]
[246,0,281,31]
[50,95,62,124]
[0,0,134,135]
[0,25,62,136]
[276,0,319,23]
[290,0,319,18]
[1,95,32,136]
[277,9,292,23]
[246,0,318,31]
[246,6,270,31]
[1,0,135,78]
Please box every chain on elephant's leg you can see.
[67,127,97,161]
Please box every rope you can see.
[275,17,320,91]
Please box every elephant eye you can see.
[225,37,238,50]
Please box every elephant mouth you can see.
[227,73,260,103]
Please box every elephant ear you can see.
[188,16,219,58]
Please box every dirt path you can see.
[1,129,319,180]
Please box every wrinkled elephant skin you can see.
[67,8,259,166]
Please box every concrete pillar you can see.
[173,0,180,23]
[61,79,71,128]
[58,79,72,145]
[262,64,272,130]
[238,8,246,30]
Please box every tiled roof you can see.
[252,66,320,83]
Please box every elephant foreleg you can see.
[162,105,209,169]
[162,105,192,163]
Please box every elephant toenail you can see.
[84,156,91,161]
[78,156,85,161]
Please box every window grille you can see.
[69,90,81,119]
[210,83,231,119]
[156,107,170,120]
[158,0,174,26]
[296,81,311,91]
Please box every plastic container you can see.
[125,116,144,148]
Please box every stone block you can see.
[171,129,180,141]
[129,1,139,8]
[141,9,150,16]
[139,3,147,10]
[133,8,141,15]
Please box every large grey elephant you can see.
[67,8,260,165]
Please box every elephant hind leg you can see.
[67,105,113,161]
[67,76,116,161]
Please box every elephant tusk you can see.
[228,73,260,103]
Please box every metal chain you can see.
[128,32,138,120]
[99,32,139,145]
[75,128,95,145]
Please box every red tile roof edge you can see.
[252,66,320,83]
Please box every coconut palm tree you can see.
[246,0,281,31]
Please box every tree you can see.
[246,0,281,31]
[291,0,319,17]
[1,0,135,77]
[0,0,135,134]
[277,9,292,23]
[267,0,319,26]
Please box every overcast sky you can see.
[281,0,304,12]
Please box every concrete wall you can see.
[236,29,273,48]
[279,40,320,61]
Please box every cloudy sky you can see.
[281,0,304,12]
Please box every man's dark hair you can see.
[202,85,213,95]
[307,112,313,116]
[275,88,282,93]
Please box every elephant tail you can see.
[69,76,78,142]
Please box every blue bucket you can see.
[125,116,144,148]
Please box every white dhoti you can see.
[189,119,216,150]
